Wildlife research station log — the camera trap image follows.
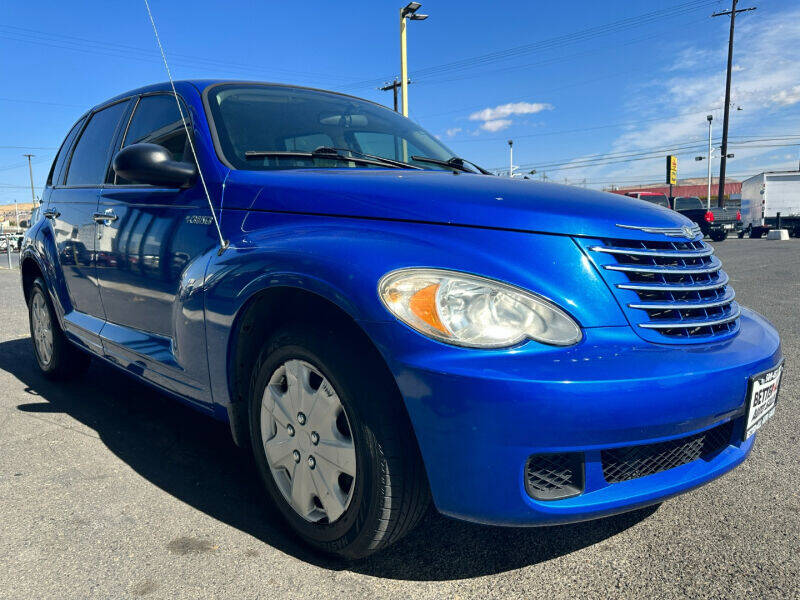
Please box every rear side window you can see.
[66,102,128,186]
[674,197,704,210]
[643,195,670,208]
[47,117,86,187]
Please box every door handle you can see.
[43,208,60,219]
[93,210,118,224]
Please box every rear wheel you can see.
[249,324,429,559]
[27,277,90,379]
[710,230,728,242]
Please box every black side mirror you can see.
[112,143,197,188]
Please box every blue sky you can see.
[2,0,799,204]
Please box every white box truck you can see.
[740,171,800,237]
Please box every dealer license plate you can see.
[744,363,783,440]
[724,224,734,230]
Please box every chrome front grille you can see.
[584,238,740,343]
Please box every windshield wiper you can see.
[321,147,422,170]
[244,147,413,170]
[410,155,492,175]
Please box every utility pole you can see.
[399,2,428,117]
[712,0,756,208]
[23,154,37,205]
[379,78,412,112]
[706,115,713,210]
[380,79,401,112]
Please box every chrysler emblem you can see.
[616,223,701,239]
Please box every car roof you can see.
[91,80,382,113]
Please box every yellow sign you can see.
[666,155,677,185]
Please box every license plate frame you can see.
[743,361,783,440]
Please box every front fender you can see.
[204,210,626,408]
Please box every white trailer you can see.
[740,170,800,237]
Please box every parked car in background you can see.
[624,191,671,208]
[673,196,742,242]
[20,80,783,559]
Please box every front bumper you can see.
[363,307,781,526]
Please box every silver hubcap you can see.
[31,293,54,367]
[261,359,357,523]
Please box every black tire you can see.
[248,323,429,559]
[710,230,727,242]
[27,277,91,380]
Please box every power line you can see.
[447,107,724,144]
[395,15,713,91]
[0,96,84,109]
[338,0,719,90]
[0,24,360,84]
[495,137,800,173]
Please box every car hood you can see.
[223,168,694,240]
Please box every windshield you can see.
[674,197,704,210]
[206,84,456,171]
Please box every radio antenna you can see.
[142,0,228,252]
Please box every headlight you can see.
[378,268,582,348]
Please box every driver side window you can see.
[116,94,190,184]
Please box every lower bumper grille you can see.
[601,421,734,484]
[525,453,584,500]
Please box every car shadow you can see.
[2,337,657,581]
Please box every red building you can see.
[608,178,741,201]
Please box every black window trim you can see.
[58,97,133,190]
[105,90,195,189]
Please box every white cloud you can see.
[480,119,512,132]
[445,127,463,137]
[462,101,553,135]
[469,101,553,122]
[771,85,800,106]
[558,6,800,187]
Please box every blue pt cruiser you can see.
[21,81,783,559]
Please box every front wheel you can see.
[249,324,429,559]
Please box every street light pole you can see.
[23,154,36,205]
[399,2,428,118]
[706,115,713,210]
[508,140,514,178]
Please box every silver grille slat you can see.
[638,305,741,329]
[628,290,735,310]
[616,272,729,292]
[589,245,714,259]
[605,259,721,275]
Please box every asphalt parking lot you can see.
[0,238,798,599]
